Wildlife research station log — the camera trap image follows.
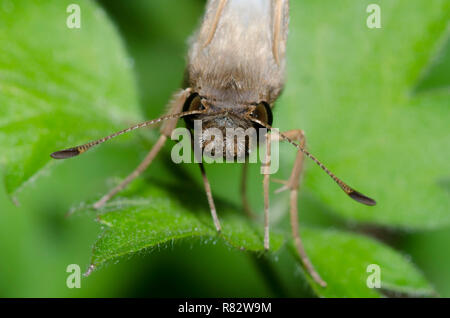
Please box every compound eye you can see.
[250,102,272,125]
[182,93,206,129]
[186,94,205,112]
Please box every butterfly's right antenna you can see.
[50,109,207,159]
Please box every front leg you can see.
[273,129,327,287]
[199,162,222,232]
[93,88,190,209]
[262,133,272,251]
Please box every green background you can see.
[0,0,448,297]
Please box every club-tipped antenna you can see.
[50,109,209,160]
[248,117,376,206]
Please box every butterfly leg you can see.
[92,88,190,209]
[199,162,221,232]
[272,129,327,287]
[262,133,272,251]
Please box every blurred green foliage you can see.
[0,0,449,297]
[0,0,141,196]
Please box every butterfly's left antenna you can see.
[247,117,376,206]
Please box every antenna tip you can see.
[50,148,80,159]
[348,190,376,206]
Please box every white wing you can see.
[187,0,289,105]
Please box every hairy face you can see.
[182,93,272,160]
[198,114,255,159]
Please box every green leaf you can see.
[298,228,434,297]
[86,177,433,297]
[414,29,450,94]
[86,180,284,272]
[0,0,140,197]
[76,0,442,294]
[2,0,444,297]
[277,0,450,229]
